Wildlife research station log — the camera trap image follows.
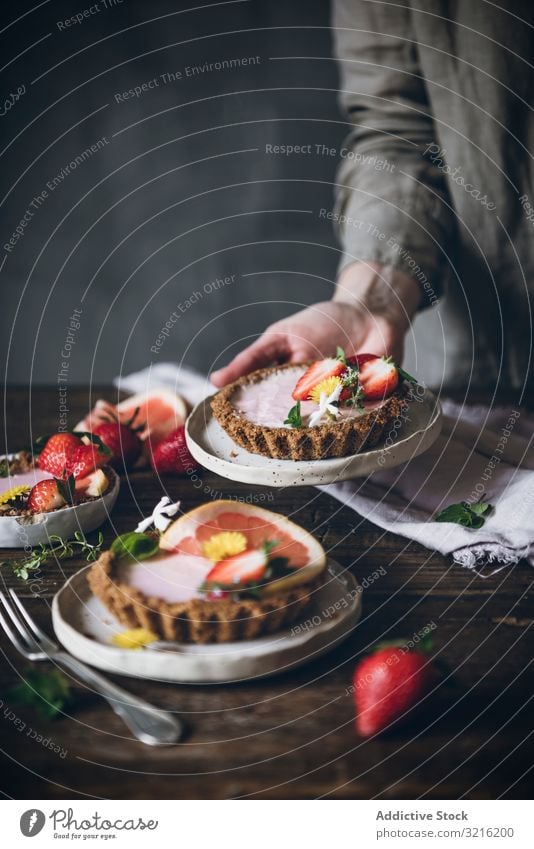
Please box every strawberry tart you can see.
[0,434,119,547]
[88,500,327,643]
[211,351,413,461]
[0,434,115,518]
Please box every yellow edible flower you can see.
[309,375,342,405]
[112,628,158,650]
[0,485,30,505]
[203,531,247,561]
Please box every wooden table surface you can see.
[1,386,533,800]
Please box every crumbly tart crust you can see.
[88,550,324,644]
[210,363,409,461]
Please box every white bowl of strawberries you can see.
[0,431,120,548]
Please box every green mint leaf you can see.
[397,366,417,383]
[8,668,71,719]
[111,531,159,561]
[336,346,347,364]
[469,501,493,517]
[434,504,474,526]
[434,499,493,529]
[0,460,9,477]
[284,401,303,429]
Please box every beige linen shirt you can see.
[332,0,533,393]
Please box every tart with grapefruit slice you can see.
[210,352,413,461]
[88,500,327,643]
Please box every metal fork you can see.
[0,590,183,745]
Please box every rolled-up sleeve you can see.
[332,0,455,304]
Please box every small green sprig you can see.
[284,401,303,428]
[341,365,365,409]
[3,531,104,580]
[434,497,494,529]
[0,459,9,477]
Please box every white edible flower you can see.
[135,496,181,533]
[308,382,343,427]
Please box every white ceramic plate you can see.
[185,388,442,487]
[52,560,362,683]
[0,458,120,548]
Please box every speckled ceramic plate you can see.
[0,457,120,548]
[185,388,442,487]
[52,560,362,683]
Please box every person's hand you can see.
[210,262,421,387]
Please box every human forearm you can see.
[334,261,422,333]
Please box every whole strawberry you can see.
[353,645,435,737]
[27,479,66,513]
[92,421,142,469]
[149,426,197,475]
[38,433,82,477]
[66,443,109,479]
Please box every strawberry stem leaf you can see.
[72,431,111,455]
[397,366,417,383]
[56,474,76,505]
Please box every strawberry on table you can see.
[149,426,197,476]
[27,479,66,513]
[353,644,436,737]
[92,421,142,469]
[38,433,83,477]
[206,547,269,586]
[291,358,346,401]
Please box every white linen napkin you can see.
[115,363,534,574]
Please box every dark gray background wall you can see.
[1,0,346,384]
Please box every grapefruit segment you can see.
[76,389,188,445]
[159,499,326,595]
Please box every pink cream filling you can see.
[117,552,213,603]
[0,466,53,496]
[232,367,383,427]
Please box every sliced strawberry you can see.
[27,479,66,513]
[292,358,346,401]
[66,443,109,479]
[38,433,83,478]
[206,548,268,586]
[353,354,399,401]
